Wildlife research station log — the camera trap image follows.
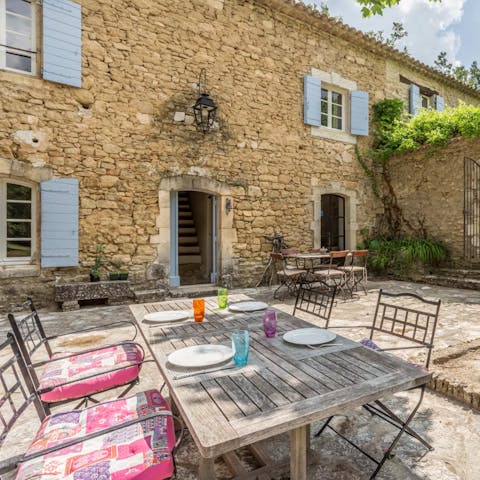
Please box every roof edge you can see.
[257,0,480,99]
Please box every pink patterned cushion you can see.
[40,343,143,402]
[16,390,175,480]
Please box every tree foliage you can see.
[356,0,441,17]
[435,51,480,91]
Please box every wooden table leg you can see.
[291,425,308,480]
[199,457,216,480]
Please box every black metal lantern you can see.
[193,69,217,134]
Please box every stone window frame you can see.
[311,183,358,251]
[310,68,357,144]
[0,177,37,265]
[0,0,37,75]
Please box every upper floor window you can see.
[321,87,344,131]
[0,0,36,74]
[0,180,35,263]
[421,94,433,109]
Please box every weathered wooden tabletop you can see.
[130,294,431,480]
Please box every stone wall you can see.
[0,0,479,307]
[389,137,480,263]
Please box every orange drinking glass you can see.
[193,298,205,322]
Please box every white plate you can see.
[283,328,336,346]
[228,301,269,312]
[143,311,190,324]
[168,344,233,368]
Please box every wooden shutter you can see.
[42,0,82,88]
[350,90,369,136]
[40,179,79,267]
[409,84,421,115]
[435,95,445,112]
[304,75,322,126]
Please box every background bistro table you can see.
[130,294,431,480]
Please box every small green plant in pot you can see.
[90,245,104,282]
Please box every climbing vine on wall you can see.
[357,100,480,237]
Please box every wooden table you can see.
[130,294,431,480]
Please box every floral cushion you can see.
[16,390,175,480]
[40,343,143,403]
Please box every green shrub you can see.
[361,237,449,275]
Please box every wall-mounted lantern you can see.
[193,69,217,134]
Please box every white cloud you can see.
[309,0,466,67]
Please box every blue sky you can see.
[307,0,477,68]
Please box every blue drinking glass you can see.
[232,330,249,366]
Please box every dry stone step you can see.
[179,255,201,264]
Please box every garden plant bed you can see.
[428,338,480,410]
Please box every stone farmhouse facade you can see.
[1,0,480,307]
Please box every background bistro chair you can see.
[0,333,181,480]
[271,252,307,299]
[315,289,441,479]
[9,298,146,413]
[313,250,350,297]
[337,249,369,294]
[293,281,337,328]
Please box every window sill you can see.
[0,264,40,279]
[311,126,357,144]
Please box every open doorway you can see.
[177,191,217,285]
[321,194,345,250]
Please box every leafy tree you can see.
[356,0,441,17]
[434,52,480,91]
[366,21,408,48]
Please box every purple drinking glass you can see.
[262,310,277,338]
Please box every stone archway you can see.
[312,183,358,250]
[151,175,245,287]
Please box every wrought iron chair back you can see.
[8,300,52,389]
[370,289,441,368]
[329,250,349,268]
[293,281,337,328]
[0,334,47,451]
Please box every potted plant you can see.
[109,271,120,281]
[89,245,104,282]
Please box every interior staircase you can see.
[178,192,201,265]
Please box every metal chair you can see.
[293,281,337,328]
[8,298,147,413]
[313,250,350,297]
[338,249,368,294]
[315,289,441,479]
[271,252,307,299]
[0,333,182,480]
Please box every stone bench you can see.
[55,281,134,311]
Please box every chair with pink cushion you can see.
[8,298,146,413]
[0,333,181,480]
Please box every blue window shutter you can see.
[42,0,82,88]
[435,95,445,112]
[304,75,322,126]
[41,179,79,267]
[409,84,421,115]
[350,90,369,136]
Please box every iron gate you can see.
[464,157,480,260]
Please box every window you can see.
[421,94,432,109]
[321,88,344,131]
[0,0,36,74]
[0,180,35,263]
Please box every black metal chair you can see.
[292,281,337,328]
[271,252,307,299]
[8,298,147,413]
[315,289,441,479]
[0,333,182,479]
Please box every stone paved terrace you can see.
[1,280,479,480]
